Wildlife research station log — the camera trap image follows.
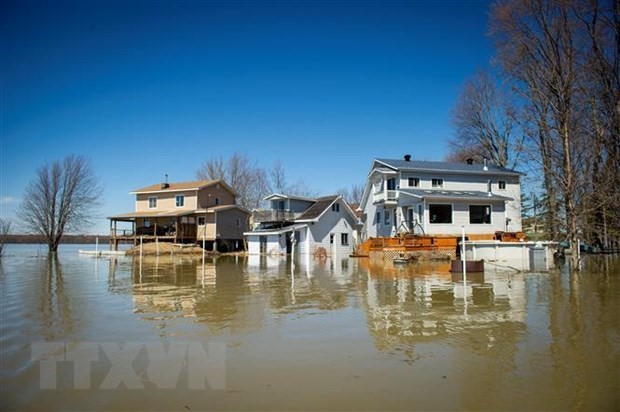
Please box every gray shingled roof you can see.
[375,158,522,175]
[399,188,513,201]
[296,195,339,220]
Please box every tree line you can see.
[448,0,619,269]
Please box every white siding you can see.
[308,199,358,257]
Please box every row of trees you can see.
[448,0,619,269]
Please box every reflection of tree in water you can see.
[37,255,74,340]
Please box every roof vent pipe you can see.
[483,157,488,171]
[161,173,170,189]
[466,158,473,165]
[404,154,411,162]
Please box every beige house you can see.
[109,179,249,251]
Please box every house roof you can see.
[108,209,197,220]
[296,195,340,221]
[264,193,317,202]
[399,188,513,201]
[200,204,251,214]
[130,179,236,195]
[374,158,523,176]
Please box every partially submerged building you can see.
[108,179,249,251]
[245,194,361,257]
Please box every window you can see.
[376,212,381,226]
[144,220,151,228]
[432,178,444,188]
[198,216,205,226]
[341,233,349,246]
[387,178,397,190]
[384,210,391,226]
[330,234,334,244]
[429,204,452,224]
[175,195,184,207]
[148,196,157,209]
[214,197,220,205]
[236,218,240,227]
[332,202,340,212]
[469,205,491,224]
[277,200,285,210]
[498,180,507,190]
[408,177,420,187]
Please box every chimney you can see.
[483,157,488,171]
[404,154,411,162]
[161,173,170,189]
[466,158,473,165]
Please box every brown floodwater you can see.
[1,244,619,411]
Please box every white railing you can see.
[373,190,398,203]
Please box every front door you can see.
[407,208,414,230]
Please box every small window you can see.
[469,205,491,224]
[214,197,220,205]
[384,210,391,226]
[408,177,420,187]
[148,196,157,209]
[376,212,381,226]
[498,180,507,190]
[175,195,184,207]
[332,202,340,212]
[429,204,452,224]
[236,218,240,227]
[432,178,444,188]
[198,216,205,226]
[341,233,349,246]
[330,234,334,244]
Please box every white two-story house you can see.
[360,155,523,239]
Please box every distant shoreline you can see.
[3,234,111,244]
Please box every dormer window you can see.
[432,178,444,188]
[148,196,157,209]
[175,195,185,207]
[332,202,340,212]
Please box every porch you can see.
[108,210,199,251]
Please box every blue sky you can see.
[1,0,494,234]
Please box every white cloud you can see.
[0,196,17,205]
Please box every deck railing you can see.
[253,209,298,223]
[373,190,398,203]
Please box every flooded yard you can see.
[1,244,619,411]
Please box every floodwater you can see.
[1,244,619,411]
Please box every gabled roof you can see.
[296,195,340,221]
[374,158,523,176]
[399,188,513,201]
[131,179,236,195]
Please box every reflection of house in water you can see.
[360,264,526,351]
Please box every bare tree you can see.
[0,218,11,257]
[449,70,522,169]
[337,183,364,204]
[19,155,102,252]
[197,152,270,210]
[490,0,619,268]
[268,161,317,198]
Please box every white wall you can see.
[308,199,358,257]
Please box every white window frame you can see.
[498,180,507,190]
[332,202,340,212]
[197,216,206,226]
[175,195,185,208]
[431,178,444,188]
[148,196,157,209]
[408,177,420,187]
[341,233,349,246]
